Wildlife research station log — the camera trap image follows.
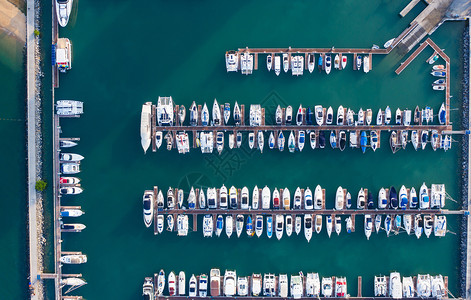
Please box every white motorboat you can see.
[346,108,354,126]
[290,274,303,299]
[315,105,324,125]
[321,277,333,297]
[56,0,73,27]
[286,215,293,236]
[404,214,412,235]
[335,216,342,235]
[403,276,414,298]
[295,215,302,235]
[286,105,293,124]
[283,53,289,72]
[314,185,323,210]
[334,54,340,69]
[384,38,395,48]
[364,214,373,240]
[210,269,221,297]
[341,55,347,69]
[226,50,239,72]
[215,131,224,154]
[168,271,176,296]
[225,215,234,238]
[346,192,351,209]
[189,274,197,297]
[266,54,272,71]
[241,186,249,209]
[306,273,320,297]
[157,270,165,295]
[278,131,285,151]
[224,270,237,296]
[296,104,304,126]
[275,105,283,125]
[366,108,373,125]
[155,131,163,149]
[255,215,263,237]
[424,215,433,238]
[376,108,383,125]
[389,272,402,299]
[157,96,174,126]
[258,131,265,152]
[250,104,262,126]
[59,186,83,195]
[335,277,347,297]
[420,183,430,209]
[248,132,255,149]
[189,101,198,126]
[274,55,281,76]
[140,102,152,153]
[346,216,353,233]
[308,53,315,73]
[251,274,262,296]
[275,214,284,240]
[262,186,270,209]
[304,187,313,210]
[326,215,332,237]
[325,54,332,74]
[378,188,387,209]
[335,186,344,210]
[267,216,273,238]
[143,191,153,228]
[415,214,423,239]
[288,131,296,153]
[363,56,369,73]
[177,215,189,236]
[310,131,317,149]
[431,184,446,209]
[212,99,222,126]
[228,133,235,149]
[252,186,259,209]
[178,105,186,125]
[166,215,174,232]
[371,130,378,152]
[56,100,83,116]
[215,215,224,237]
[374,276,387,296]
[60,254,87,264]
[298,130,305,152]
[356,55,362,70]
[304,214,313,242]
[263,274,276,297]
[357,108,365,125]
[203,214,213,237]
[178,273,186,296]
[238,276,249,296]
[60,140,77,148]
[337,105,345,125]
[143,277,154,299]
[315,214,322,234]
[385,106,392,124]
[268,132,275,149]
[374,215,381,233]
[357,188,365,209]
[384,215,391,237]
[61,277,87,287]
[326,106,333,124]
[417,274,431,297]
[199,274,208,297]
[236,214,244,237]
[229,186,238,209]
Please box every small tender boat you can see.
[308,53,315,73]
[286,105,293,124]
[283,53,289,73]
[274,55,281,76]
[304,214,313,242]
[310,131,317,149]
[337,105,345,125]
[268,132,275,149]
[330,131,337,149]
[315,105,324,126]
[226,215,233,238]
[325,54,332,74]
[385,106,392,124]
[298,130,305,152]
[278,131,285,151]
[266,54,272,71]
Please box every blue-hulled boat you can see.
[216,215,223,237]
[399,185,408,209]
[330,131,337,149]
[389,186,398,209]
[367,191,374,209]
[384,215,392,236]
[318,55,323,71]
[267,216,273,238]
[431,71,446,77]
[319,131,326,148]
[246,215,254,236]
[395,215,402,230]
[306,107,313,125]
[360,131,367,153]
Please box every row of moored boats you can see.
[376,272,446,299]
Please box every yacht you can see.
[431,184,446,208]
[61,277,87,287]
[167,187,175,209]
[296,104,304,126]
[56,100,83,116]
[399,185,408,209]
[366,108,373,125]
[56,0,74,27]
[226,51,238,72]
[251,274,262,296]
[59,140,77,148]
[60,254,87,264]
[142,277,154,300]
[200,188,208,209]
[279,274,288,297]
[241,187,249,209]
[403,276,414,298]
[200,132,214,153]
[334,54,340,69]
[389,186,398,209]
[286,215,293,236]
[229,185,238,209]
[385,106,392,124]
[315,105,324,125]
[278,131,285,151]
[250,104,262,126]
[143,191,154,228]
[337,106,345,125]
[286,105,293,124]
[210,269,221,296]
[263,273,276,297]
[415,214,423,239]
[166,215,174,232]
[61,223,86,232]
[326,215,333,237]
[275,105,283,125]
[223,103,231,124]
[306,273,320,297]
[189,274,197,297]
[304,187,313,209]
[404,214,412,235]
[269,132,275,149]
[199,274,208,296]
[267,215,273,238]
[310,131,317,149]
[364,214,372,240]
[373,214,381,233]
[168,271,176,296]
[304,214,313,242]
[335,216,342,235]
[370,130,378,152]
[176,132,190,154]
[216,132,224,154]
[314,185,323,209]
[155,190,164,211]
[154,131,163,149]
[431,275,446,298]
[237,277,249,296]
[189,102,198,126]
[298,130,305,151]
[308,53,315,73]
[439,102,446,125]
[203,215,213,237]
[157,270,165,295]
[274,55,281,76]
[252,186,259,209]
[255,215,263,237]
[140,102,152,153]
[335,186,344,210]
[357,188,365,209]
[291,274,304,299]
[236,215,244,237]
[417,274,431,297]
[346,108,354,126]
[274,188,282,210]
[346,192,352,209]
[226,215,233,238]
[283,53,289,72]
[228,133,235,149]
[224,270,237,296]
[325,54,332,74]
[376,108,383,125]
[411,130,419,150]
[434,215,447,237]
[384,215,392,236]
[315,214,322,234]
[275,214,284,240]
[335,277,347,297]
[262,186,270,209]
[363,56,369,73]
[322,277,333,297]
[326,106,334,124]
[424,215,433,238]
[357,108,365,125]
[177,215,189,236]
[390,272,402,299]
[233,101,241,125]
[421,130,429,149]
[215,215,224,237]
[374,276,387,296]
[330,131,337,149]
[295,215,302,235]
[293,188,301,209]
[266,54,273,71]
[60,186,82,195]
[420,183,430,209]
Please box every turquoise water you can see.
[0,0,467,299]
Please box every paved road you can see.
[26,0,40,298]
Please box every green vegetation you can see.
[33,30,40,37]
[35,180,47,192]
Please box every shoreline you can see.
[0,0,26,43]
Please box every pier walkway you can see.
[466,16,471,300]
[26,0,39,296]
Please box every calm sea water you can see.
[0,0,467,299]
